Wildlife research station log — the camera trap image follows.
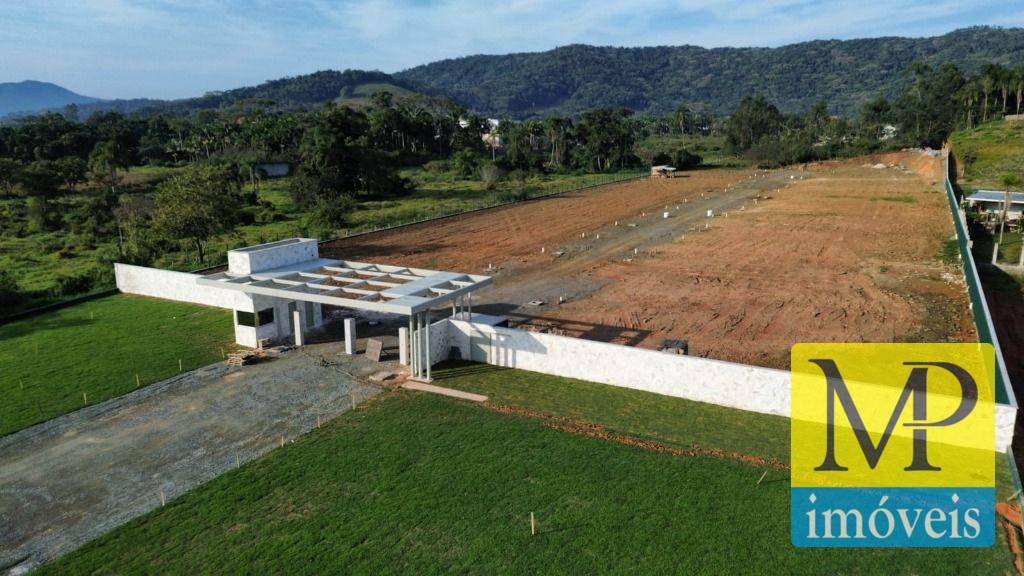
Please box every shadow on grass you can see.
[0,316,95,343]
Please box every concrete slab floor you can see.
[0,340,395,574]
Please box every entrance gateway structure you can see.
[195,238,491,381]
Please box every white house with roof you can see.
[966,190,1024,220]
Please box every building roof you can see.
[197,258,492,315]
[967,190,1024,205]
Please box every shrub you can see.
[452,149,481,179]
[423,160,451,174]
[672,149,703,169]
[481,164,503,190]
[0,268,24,309]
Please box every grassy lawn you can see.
[433,360,791,462]
[36,365,1014,574]
[951,120,1024,190]
[0,294,235,437]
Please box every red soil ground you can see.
[323,151,973,370]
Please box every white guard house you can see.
[194,238,492,381]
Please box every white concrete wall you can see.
[446,319,789,415]
[443,319,1015,451]
[115,263,242,309]
[429,316,452,365]
[227,238,318,275]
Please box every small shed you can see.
[651,165,677,178]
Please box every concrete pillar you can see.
[993,243,1000,264]
[425,309,432,381]
[292,308,304,346]
[399,327,409,365]
[344,318,356,355]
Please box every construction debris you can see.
[225,349,267,367]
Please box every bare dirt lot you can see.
[323,151,973,370]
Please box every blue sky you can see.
[1,0,1022,100]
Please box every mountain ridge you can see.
[6,26,1023,120]
[0,80,101,116]
[393,26,1024,117]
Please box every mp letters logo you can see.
[791,344,995,547]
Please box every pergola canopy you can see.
[197,258,492,315]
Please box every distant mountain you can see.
[0,80,101,116]
[10,27,1024,122]
[57,70,426,119]
[394,26,1024,118]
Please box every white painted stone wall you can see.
[443,319,1015,452]
[227,238,318,275]
[446,319,790,414]
[114,263,242,309]
[429,316,452,365]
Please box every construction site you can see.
[5,149,1019,574]
[317,149,972,370]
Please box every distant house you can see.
[965,190,1024,220]
[255,162,291,178]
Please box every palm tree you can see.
[958,80,978,128]
[997,173,1023,253]
[1015,67,1024,116]
[981,65,997,122]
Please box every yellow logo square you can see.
[791,343,995,488]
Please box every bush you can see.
[305,196,357,236]
[672,149,703,169]
[480,164,503,190]
[452,149,481,179]
[0,268,25,309]
[423,160,451,174]
[651,152,672,166]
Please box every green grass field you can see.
[36,363,1014,574]
[951,120,1024,189]
[0,294,234,436]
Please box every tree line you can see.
[1,58,1017,310]
[721,61,1024,166]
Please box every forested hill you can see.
[394,26,1024,118]
[35,70,422,118]
[0,81,100,116]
